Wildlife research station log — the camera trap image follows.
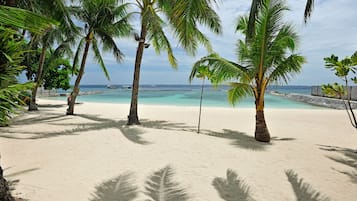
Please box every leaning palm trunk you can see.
[29,45,47,111]
[67,37,91,115]
[128,25,147,125]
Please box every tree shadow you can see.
[141,120,274,151]
[318,145,357,184]
[0,113,150,145]
[37,104,67,108]
[285,169,331,201]
[89,166,189,201]
[145,165,189,201]
[140,119,197,133]
[11,112,70,125]
[202,129,270,151]
[4,168,39,178]
[212,169,255,201]
[89,172,138,201]
[3,167,39,193]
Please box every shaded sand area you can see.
[0,99,356,201]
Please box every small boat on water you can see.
[106,85,118,89]
[121,85,132,89]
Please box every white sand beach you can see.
[0,99,356,201]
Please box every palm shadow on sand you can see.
[90,166,189,201]
[1,110,295,150]
[0,112,150,145]
[285,170,331,201]
[318,144,357,184]
[90,172,138,201]
[140,120,285,151]
[213,169,255,201]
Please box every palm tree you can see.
[191,0,305,142]
[189,65,213,133]
[66,0,132,115]
[127,0,222,125]
[247,0,314,40]
[27,0,78,111]
[322,52,357,128]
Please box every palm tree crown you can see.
[127,0,222,125]
[191,0,305,142]
[66,0,132,115]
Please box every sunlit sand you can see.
[1,99,356,201]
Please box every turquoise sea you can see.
[47,85,318,109]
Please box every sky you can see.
[70,0,357,86]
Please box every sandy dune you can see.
[0,99,356,201]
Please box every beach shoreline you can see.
[0,99,356,201]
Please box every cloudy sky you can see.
[76,0,357,86]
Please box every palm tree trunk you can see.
[66,36,91,115]
[197,79,205,133]
[254,94,270,142]
[128,24,147,125]
[5,0,16,7]
[0,164,14,201]
[255,109,270,142]
[29,45,47,111]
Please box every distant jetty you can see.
[37,89,102,97]
[269,90,357,109]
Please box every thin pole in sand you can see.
[197,79,205,133]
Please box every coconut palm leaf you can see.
[90,173,138,201]
[92,38,110,80]
[72,37,86,73]
[268,54,305,84]
[304,0,314,23]
[145,166,189,201]
[228,83,254,105]
[0,5,58,34]
[146,7,177,67]
[163,0,221,55]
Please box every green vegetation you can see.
[66,0,132,115]
[247,0,314,41]
[25,48,73,91]
[189,64,214,133]
[25,0,78,111]
[127,0,222,125]
[322,51,357,128]
[0,28,34,126]
[190,0,305,142]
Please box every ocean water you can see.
[47,85,318,109]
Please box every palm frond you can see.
[0,5,58,34]
[163,0,222,55]
[304,0,314,23]
[146,7,177,68]
[145,166,189,201]
[72,37,86,74]
[268,54,305,84]
[96,30,124,62]
[228,83,254,106]
[92,38,110,80]
[247,0,263,41]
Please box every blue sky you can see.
[71,0,357,86]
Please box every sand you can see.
[0,98,356,201]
